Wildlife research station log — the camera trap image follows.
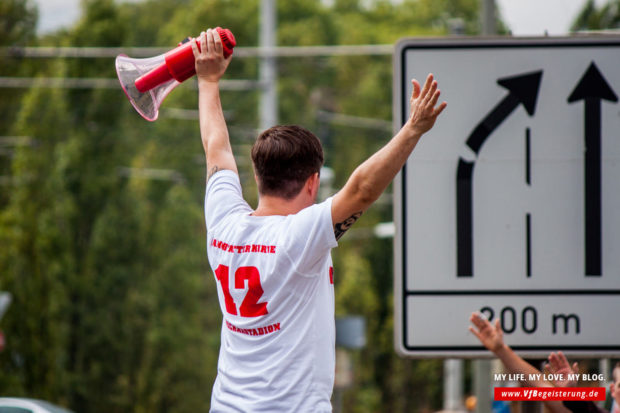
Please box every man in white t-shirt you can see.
[192,29,446,412]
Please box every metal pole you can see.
[474,359,492,413]
[444,359,464,411]
[0,293,12,320]
[599,359,609,409]
[480,0,496,35]
[260,0,278,130]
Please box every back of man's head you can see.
[251,125,324,200]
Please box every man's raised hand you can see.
[191,28,232,83]
[469,312,505,354]
[407,73,447,136]
[545,351,579,388]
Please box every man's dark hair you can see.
[251,125,324,200]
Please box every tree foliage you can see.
[571,0,620,31]
[0,0,495,411]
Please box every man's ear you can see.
[306,172,320,196]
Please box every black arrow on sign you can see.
[457,70,543,277]
[568,61,618,277]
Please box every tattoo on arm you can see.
[207,165,220,182]
[334,212,362,241]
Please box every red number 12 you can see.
[214,264,268,317]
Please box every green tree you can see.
[0,81,72,400]
[0,0,37,46]
[0,0,38,202]
[571,0,620,31]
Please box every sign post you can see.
[0,292,11,353]
[393,37,620,358]
[0,292,11,320]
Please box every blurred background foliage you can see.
[0,0,617,412]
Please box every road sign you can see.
[393,37,620,358]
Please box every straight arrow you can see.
[568,61,618,277]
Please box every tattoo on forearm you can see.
[207,165,220,181]
[334,212,362,241]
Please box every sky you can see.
[495,0,606,35]
[34,0,605,36]
[34,0,80,34]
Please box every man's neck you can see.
[253,194,309,216]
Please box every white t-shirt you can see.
[205,170,338,413]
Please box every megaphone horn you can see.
[115,27,236,122]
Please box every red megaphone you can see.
[115,27,236,121]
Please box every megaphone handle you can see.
[166,30,234,83]
[134,29,235,93]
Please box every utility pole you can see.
[260,0,278,130]
[481,0,497,35]
[0,293,11,320]
[473,359,492,412]
[444,358,464,411]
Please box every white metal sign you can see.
[393,37,620,357]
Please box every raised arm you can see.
[546,352,579,388]
[469,312,546,384]
[191,28,238,181]
[330,74,446,239]
[469,312,571,413]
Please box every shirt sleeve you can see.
[281,197,338,275]
[205,170,252,231]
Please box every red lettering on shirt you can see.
[329,266,334,284]
[225,320,281,336]
[211,238,277,254]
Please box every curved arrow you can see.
[466,71,543,154]
[568,61,618,277]
[457,70,543,277]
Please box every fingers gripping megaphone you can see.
[115,27,236,121]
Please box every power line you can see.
[0,77,119,89]
[0,77,261,90]
[117,167,185,184]
[0,44,392,92]
[1,44,393,59]
[317,110,392,131]
[0,136,36,146]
